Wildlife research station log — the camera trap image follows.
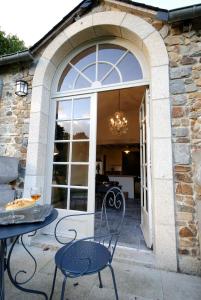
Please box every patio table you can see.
[0,208,58,300]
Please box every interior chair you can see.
[50,186,125,300]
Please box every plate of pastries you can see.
[5,198,36,211]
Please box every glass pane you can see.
[141,179,144,207]
[72,142,89,162]
[51,187,67,209]
[56,100,72,120]
[74,75,91,89]
[102,69,120,85]
[73,120,90,139]
[70,189,87,211]
[146,188,148,212]
[144,165,147,188]
[55,121,71,140]
[52,165,68,185]
[118,52,143,81]
[71,165,88,186]
[73,98,90,119]
[58,66,78,91]
[144,142,147,164]
[53,143,70,162]
[98,63,112,81]
[71,46,96,71]
[98,44,125,64]
[143,188,146,210]
[83,64,96,82]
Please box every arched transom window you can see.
[58,43,143,92]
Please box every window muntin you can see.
[51,96,91,212]
[58,44,143,92]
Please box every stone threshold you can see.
[30,233,156,269]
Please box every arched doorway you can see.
[25,12,177,271]
[46,40,151,245]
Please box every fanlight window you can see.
[58,44,143,92]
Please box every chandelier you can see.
[109,90,128,136]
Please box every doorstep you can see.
[30,233,156,269]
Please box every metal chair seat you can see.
[50,187,125,300]
[55,240,111,276]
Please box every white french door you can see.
[45,93,97,238]
[139,89,152,248]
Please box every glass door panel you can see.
[49,93,97,238]
[140,89,152,248]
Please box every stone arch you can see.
[25,11,177,271]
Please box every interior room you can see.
[95,86,149,250]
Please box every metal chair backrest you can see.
[95,186,125,260]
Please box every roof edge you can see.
[29,0,99,54]
[168,4,201,23]
[0,50,33,67]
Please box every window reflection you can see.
[74,75,91,89]
[53,142,70,162]
[73,120,90,139]
[73,98,90,119]
[58,43,143,92]
[51,187,67,209]
[98,44,125,64]
[58,67,78,92]
[71,165,88,186]
[55,122,71,140]
[70,189,88,211]
[71,46,96,71]
[82,64,96,82]
[98,63,112,81]
[118,52,143,81]
[56,100,72,120]
[72,142,89,162]
[52,165,68,185]
[102,69,120,85]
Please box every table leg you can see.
[6,235,48,300]
[0,240,6,300]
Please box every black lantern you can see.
[15,80,28,96]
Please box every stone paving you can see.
[4,244,201,300]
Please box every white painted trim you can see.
[51,79,149,99]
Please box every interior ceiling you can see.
[97,85,147,145]
[98,86,146,119]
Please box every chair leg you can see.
[61,276,67,300]
[49,266,58,300]
[108,265,119,300]
[98,271,103,288]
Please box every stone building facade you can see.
[0,0,201,275]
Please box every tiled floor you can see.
[95,197,149,251]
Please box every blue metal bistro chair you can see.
[49,186,125,300]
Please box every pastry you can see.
[5,198,35,211]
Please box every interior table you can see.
[0,208,58,300]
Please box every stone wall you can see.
[0,63,35,191]
[90,1,201,273]
[165,20,201,273]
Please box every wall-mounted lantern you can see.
[15,80,28,97]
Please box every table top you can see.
[0,208,58,240]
